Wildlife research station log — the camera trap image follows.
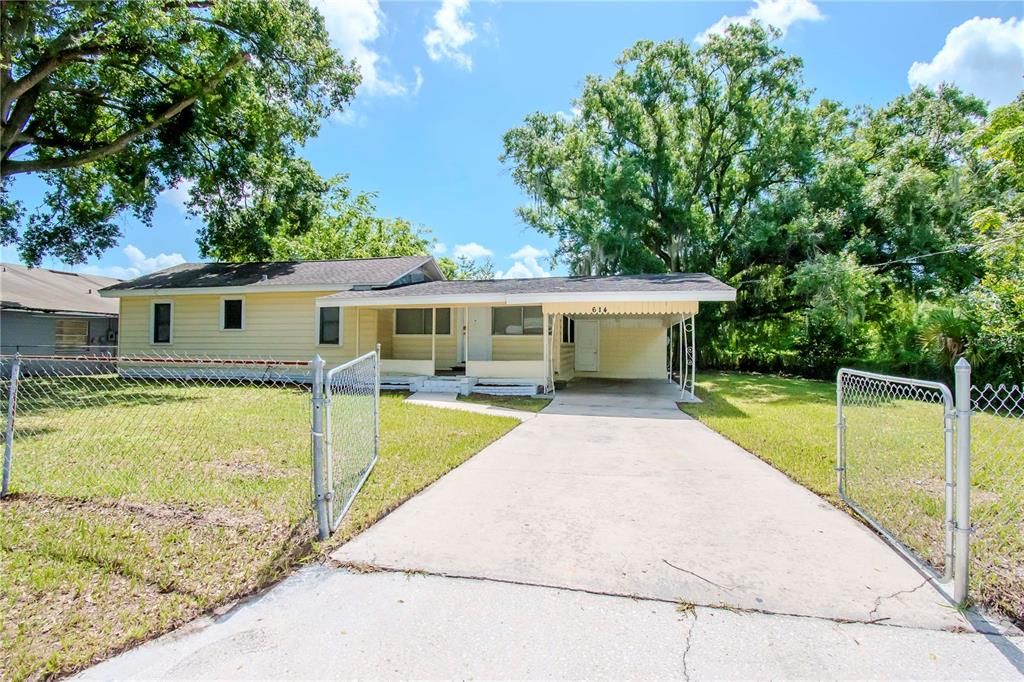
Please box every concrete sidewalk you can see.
[80,568,1024,680]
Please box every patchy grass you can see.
[457,393,552,413]
[682,371,1023,622]
[1,378,517,681]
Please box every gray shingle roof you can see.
[101,256,437,293]
[320,272,734,301]
[1,263,121,315]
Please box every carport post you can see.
[678,315,685,399]
[542,312,550,394]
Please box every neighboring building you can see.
[1,262,120,355]
[99,256,735,396]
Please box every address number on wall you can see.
[591,306,609,313]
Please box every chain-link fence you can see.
[2,353,314,527]
[970,383,1024,620]
[836,369,956,582]
[324,351,379,532]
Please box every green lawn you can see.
[682,371,1023,622]
[457,393,552,413]
[1,378,518,681]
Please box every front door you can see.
[467,307,491,361]
[574,320,600,371]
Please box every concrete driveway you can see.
[335,379,971,631]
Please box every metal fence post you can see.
[835,370,845,496]
[310,355,330,541]
[2,354,22,497]
[953,357,972,604]
[374,344,381,463]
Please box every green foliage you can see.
[437,255,496,280]
[266,178,437,262]
[1,0,359,265]
[502,24,1021,382]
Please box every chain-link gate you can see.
[836,369,957,585]
[837,364,972,604]
[310,349,380,538]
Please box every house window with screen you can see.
[395,308,450,335]
[319,306,341,345]
[152,303,172,344]
[492,306,543,335]
[55,319,89,348]
[561,317,575,343]
[222,298,244,330]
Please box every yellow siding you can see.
[377,309,393,358]
[491,335,542,361]
[357,308,378,356]
[557,343,575,380]
[574,319,667,380]
[118,292,361,365]
[390,334,457,369]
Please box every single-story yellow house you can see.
[99,255,735,398]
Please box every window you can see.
[318,306,341,345]
[55,319,88,348]
[152,302,172,344]
[221,298,244,330]
[395,308,451,335]
[492,306,543,335]
[561,318,575,343]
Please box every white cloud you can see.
[161,178,194,213]
[424,0,476,70]
[413,66,424,96]
[510,245,548,260]
[453,242,493,259]
[432,242,447,255]
[313,0,410,97]
[78,245,186,280]
[498,246,551,279]
[908,17,1024,107]
[695,0,823,44]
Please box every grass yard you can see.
[457,393,552,413]
[682,371,1024,623]
[1,377,517,681]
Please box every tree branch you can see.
[2,52,248,177]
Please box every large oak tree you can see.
[1,0,359,264]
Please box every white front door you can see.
[455,308,466,364]
[467,307,491,361]
[574,320,600,372]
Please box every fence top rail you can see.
[0,353,311,367]
[837,367,953,403]
[326,350,378,380]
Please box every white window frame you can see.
[491,305,544,336]
[150,300,174,345]
[393,308,451,336]
[316,304,344,346]
[219,296,245,332]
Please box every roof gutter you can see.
[316,288,737,307]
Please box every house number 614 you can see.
[591,306,608,313]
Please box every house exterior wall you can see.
[491,335,543,361]
[118,292,362,365]
[558,342,575,381]
[1,309,118,354]
[573,318,667,380]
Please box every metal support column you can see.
[2,355,21,497]
[310,355,330,541]
[953,358,972,604]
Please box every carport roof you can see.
[317,272,735,306]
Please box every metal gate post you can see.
[952,358,972,604]
[374,343,381,463]
[310,355,330,541]
[2,355,22,497]
[835,371,846,495]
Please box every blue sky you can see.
[7,0,1023,279]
